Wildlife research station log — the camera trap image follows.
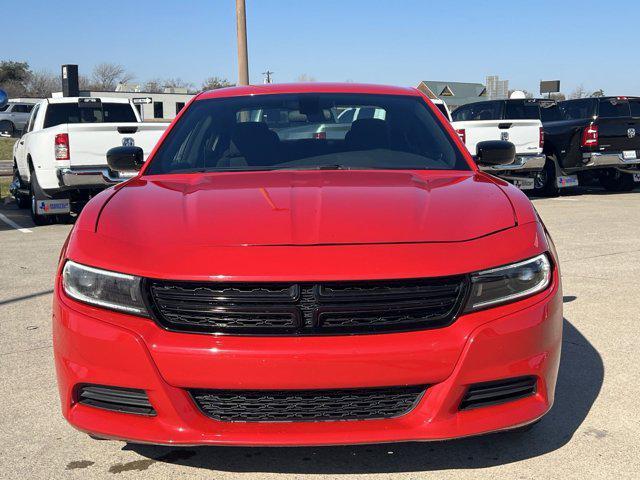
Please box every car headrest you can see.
[345,118,390,150]
[231,122,279,163]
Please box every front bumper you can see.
[53,269,562,446]
[57,167,135,189]
[479,154,546,173]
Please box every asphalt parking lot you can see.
[1,187,639,480]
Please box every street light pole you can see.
[236,0,249,85]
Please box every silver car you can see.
[0,102,35,136]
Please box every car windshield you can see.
[146,93,469,174]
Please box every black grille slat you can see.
[190,385,427,422]
[459,376,537,410]
[77,384,156,416]
[147,276,467,335]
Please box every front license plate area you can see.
[557,175,579,188]
[623,150,637,160]
[36,199,70,215]
[633,173,640,183]
[505,177,535,190]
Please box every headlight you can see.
[465,254,552,312]
[62,260,148,315]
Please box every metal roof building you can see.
[417,81,487,110]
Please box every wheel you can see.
[29,170,52,226]
[599,170,635,192]
[0,120,14,137]
[532,156,559,197]
[12,166,30,209]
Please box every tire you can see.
[12,166,30,209]
[29,170,52,226]
[532,157,559,197]
[599,170,635,192]
[0,120,15,137]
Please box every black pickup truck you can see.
[537,96,640,195]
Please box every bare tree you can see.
[591,88,605,98]
[549,92,566,101]
[91,63,134,91]
[142,78,164,93]
[202,76,233,91]
[568,85,588,99]
[78,74,94,91]
[163,77,194,91]
[25,70,59,97]
[296,74,317,82]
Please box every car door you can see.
[14,103,40,178]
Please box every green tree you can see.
[0,61,31,97]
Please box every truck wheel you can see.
[599,170,635,192]
[12,167,30,209]
[0,120,14,137]
[532,157,559,197]
[29,170,52,226]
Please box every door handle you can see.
[19,141,24,145]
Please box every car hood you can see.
[96,170,515,246]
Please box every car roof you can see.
[197,83,420,101]
[47,96,131,104]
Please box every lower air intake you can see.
[76,384,156,416]
[459,376,537,410]
[190,385,427,422]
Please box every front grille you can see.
[190,385,427,422]
[146,276,468,335]
[76,384,156,416]
[459,376,537,410]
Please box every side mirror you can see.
[107,146,144,172]
[475,140,515,166]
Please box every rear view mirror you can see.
[107,146,144,172]
[476,140,515,166]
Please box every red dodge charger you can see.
[53,83,562,446]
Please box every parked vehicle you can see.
[431,98,452,122]
[0,101,36,136]
[451,99,546,191]
[10,97,169,224]
[538,96,640,194]
[53,83,562,446]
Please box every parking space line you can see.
[0,213,33,234]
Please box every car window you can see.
[0,104,11,112]
[598,98,631,118]
[25,103,40,132]
[629,100,640,117]
[540,103,561,122]
[337,108,355,124]
[451,101,502,121]
[12,104,32,113]
[558,99,594,120]
[147,93,470,174]
[43,102,137,128]
[505,100,540,120]
[434,103,449,119]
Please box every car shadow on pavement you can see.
[125,318,603,474]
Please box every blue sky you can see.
[6,0,639,96]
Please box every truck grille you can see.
[189,385,427,422]
[146,276,468,335]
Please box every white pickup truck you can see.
[451,99,546,191]
[11,97,168,224]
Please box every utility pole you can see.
[262,70,274,84]
[236,0,249,85]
